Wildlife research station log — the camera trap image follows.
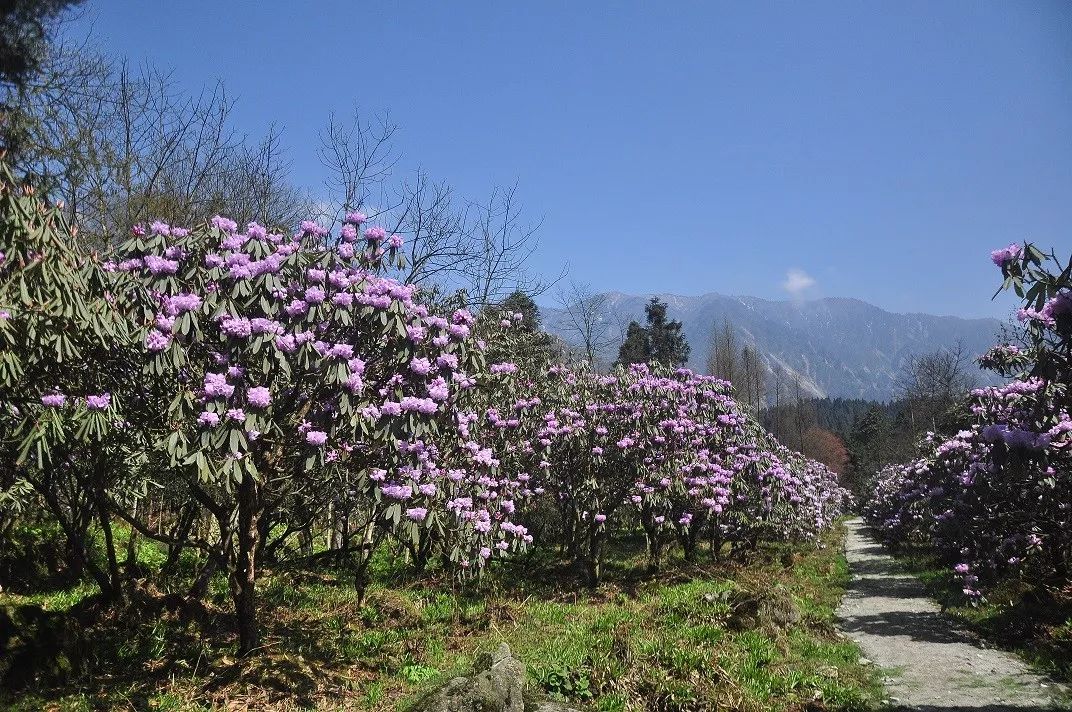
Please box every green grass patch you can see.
[1,522,883,711]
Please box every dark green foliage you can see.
[0,0,84,168]
[499,290,542,330]
[616,321,650,366]
[766,397,923,497]
[616,297,690,368]
[0,0,81,87]
[479,289,564,371]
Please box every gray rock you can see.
[525,702,585,712]
[416,643,527,712]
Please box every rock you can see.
[526,703,585,712]
[727,590,801,631]
[416,643,527,712]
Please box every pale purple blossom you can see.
[41,393,66,408]
[85,393,111,411]
[247,387,272,408]
[146,328,171,352]
[990,243,1021,268]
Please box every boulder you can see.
[415,643,588,712]
[525,703,585,712]
[416,643,526,712]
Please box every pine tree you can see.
[616,297,690,368]
[616,321,650,366]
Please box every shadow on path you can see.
[836,519,1067,711]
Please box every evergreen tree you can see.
[500,290,542,330]
[615,297,690,368]
[0,0,82,88]
[616,321,651,366]
[483,289,562,370]
[645,297,690,368]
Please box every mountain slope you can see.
[542,292,1003,401]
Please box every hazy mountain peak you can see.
[543,292,1003,402]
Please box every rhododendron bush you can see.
[108,213,534,650]
[866,244,1072,599]
[1,164,847,655]
[456,344,847,584]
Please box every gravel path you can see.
[836,518,1068,711]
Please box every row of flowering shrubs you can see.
[865,243,1072,600]
[0,165,846,653]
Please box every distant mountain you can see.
[541,292,1004,402]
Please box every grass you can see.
[890,546,1072,684]
[2,522,883,711]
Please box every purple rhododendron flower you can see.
[220,317,252,338]
[203,373,235,399]
[305,430,327,446]
[85,393,111,411]
[144,255,179,275]
[41,393,67,408]
[285,299,308,316]
[410,357,433,376]
[164,293,202,315]
[990,243,1021,268]
[145,329,171,352]
[247,387,271,408]
[210,216,238,233]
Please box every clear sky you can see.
[71,1,1071,318]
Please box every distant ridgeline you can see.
[543,292,1003,402]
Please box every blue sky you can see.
[72,1,1071,318]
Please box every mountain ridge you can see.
[541,291,1004,402]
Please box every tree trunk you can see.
[644,523,664,573]
[584,529,604,588]
[682,529,697,563]
[95,494,124,603]
[232,475,261,655]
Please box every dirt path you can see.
[836,518,1068,711]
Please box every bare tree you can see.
[9,40,308,244]
[391,170,476,286]
[739,344,766,413]
[706,318,739,384]
[229,126,312,228]
[897,341,978,433]
[556,279,616,365]
[316,109,399,222]
[317,114,561,304]
[464,182,558,308]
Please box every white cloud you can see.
[782,268,816,297]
